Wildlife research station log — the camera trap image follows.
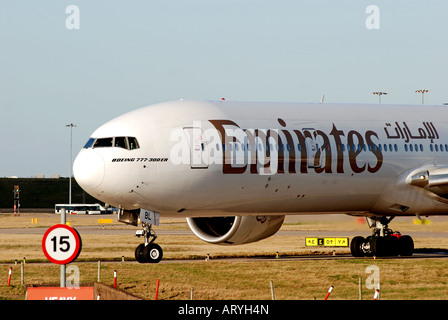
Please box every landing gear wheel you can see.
[350,236,366,257]
[134,243,163,263]
[134,222,164,263]
[350,216,415,258]
[371,236,399,257]
[142,243,163,263]
[135,243,146,263]
[398,235,414,256]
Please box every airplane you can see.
[73,99,448,263]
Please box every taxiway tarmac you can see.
[1,225,448,239]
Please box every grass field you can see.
[1,211,448,300]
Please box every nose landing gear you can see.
[135,222,163,263]
[350,216,414,257]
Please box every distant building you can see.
[0,177,99,210]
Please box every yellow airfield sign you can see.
[305,237,349,247]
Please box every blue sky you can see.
[1,0,447,177]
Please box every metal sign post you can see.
[42,209,82,288]
[61,208,66,287]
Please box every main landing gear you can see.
[134,222,163,263]
[350,216,414,257]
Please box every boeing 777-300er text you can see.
[73,100,448,263]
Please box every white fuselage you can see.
[73,100,448,218]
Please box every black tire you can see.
[135,243,146,263]
[142,243,163,263]
[399,235,414,256]
[371,236,390,256]
[386,236,400,256]
[371,236,383,256]
[371,236,399,257]
[350,236,366,257]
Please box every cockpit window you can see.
[114,137,128,149]
[128,137,140,150]
[84,136,140,150]
[83,138,96,149]
[94,138,113,148]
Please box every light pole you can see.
[415,89,430,104]
[66,123,77,205]
[372,91,388,103]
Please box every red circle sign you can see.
[42,224,82,265]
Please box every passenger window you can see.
[94,138,113,148]
[83,138,95,149]
[128,137,140,150]
[114,137,128,149]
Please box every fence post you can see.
[270,280,275,300]
[7,267,12,286]
[358,277,362,300]
[155,279,160,300]
[373,288,380,300]
[97,261,101,283]
[324,286,334,300]
[21,262,24,286]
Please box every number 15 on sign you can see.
[42,224,82,265]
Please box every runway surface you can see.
[1,224,447,239]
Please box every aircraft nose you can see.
[73,149,105,191]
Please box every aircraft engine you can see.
[186,215,285,245]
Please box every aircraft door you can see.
[183,127,208,169]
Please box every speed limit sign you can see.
[42,224,82,265]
